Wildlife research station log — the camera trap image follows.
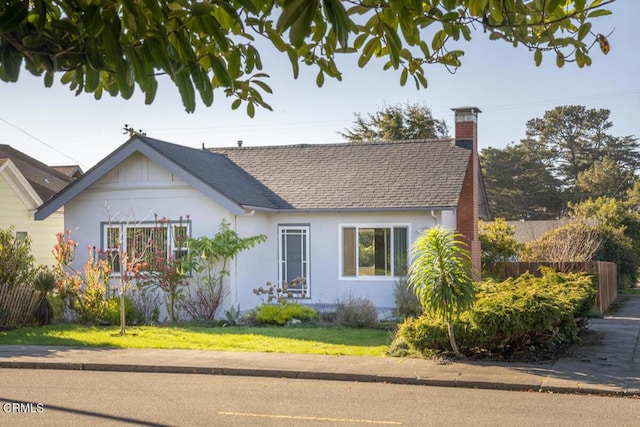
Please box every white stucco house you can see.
[35,107,489,316]
[0,145,73,265]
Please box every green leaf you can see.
[383,23,402,69]
[209,55,233,88]
[587,9,612,18]
[399,68,408,86]
[577,23,591,41]
[468,0,488,17]
[316,70,325,87]
[556,52,565,68]
[323,0,350,48]
[432,30,448,52]
[358,37,380,68]
[286,49,300,78]
[247,101,255,118]
[534,48,542,66]
[231,98,242,110]
[0,0,29,33]
[489,0,504,23]
[175,70,196,113]
[288,1,318,47]
[0,45,22,82]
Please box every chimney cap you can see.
[451,106,482,114]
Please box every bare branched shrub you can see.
[336,295,378,328]
[179,282,227,321]
[520,222,600,272]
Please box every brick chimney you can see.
[452,107,482,279]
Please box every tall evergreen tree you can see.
[341,103,448,142]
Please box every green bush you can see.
[104,296,136,326]
[336,296,378,328]
[0,226,35,288]
[255,303,317,326]
[46,293,65,322]
[397,269,596,356]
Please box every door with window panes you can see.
[278,226,309,298]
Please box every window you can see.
[341,225,408,278]
[15,231,28,243]
[103,221,190,274]
[278,226,310,297]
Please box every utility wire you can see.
[0,116,86,169]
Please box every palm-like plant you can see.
[408,226,476,358]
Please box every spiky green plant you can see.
[408,226,476,358]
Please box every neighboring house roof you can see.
[0,145,72,202]
[52,165,84,179]
[211,139,472,211]
[35,135,481,219]
[506,219,599,244]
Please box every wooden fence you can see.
[503,261,617,314]
[0,283,41,328]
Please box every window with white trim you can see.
[278,226,310,298]
[103,221,191,274]
[341,225,408,278]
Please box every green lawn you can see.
[0,324,391,357]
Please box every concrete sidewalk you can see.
[1,295,639,397]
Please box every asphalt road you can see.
[1,369,639,426]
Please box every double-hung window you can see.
[103,221,191,274]
[278,225,310,297]
[341,225,408,278]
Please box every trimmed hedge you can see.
[398,268,596,356]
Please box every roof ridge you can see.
[207,138,453,151]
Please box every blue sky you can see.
[1,1,637,171]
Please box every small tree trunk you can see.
[447,321,465,359]
[119,291,126,335]
[169,293,175,322]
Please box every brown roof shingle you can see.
[210,140,471,210]
[0,145,73,201]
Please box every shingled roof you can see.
[140,137,291,210]
[210,139,472,210]
[0,145,73,202]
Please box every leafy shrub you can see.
[393,278,422,320]
[335,296,378,328]
[32,268,58,325]
[0,226,35,287]
[46,293,65,322]
[479,218,522,278]
[397,269,596,356]
[104,296,136,326]
[255,303,317,326]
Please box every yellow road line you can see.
[218,411,402,425]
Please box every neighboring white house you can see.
[0,145,73,265]
[35,107,489,315]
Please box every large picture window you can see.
[341,225,408,278]
[278,226,310,297]
[103,221,190,274]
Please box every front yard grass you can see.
[0,324,391,357]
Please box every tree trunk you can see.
[447,321,465,359]
[169,293,175,322]
[119,292,126,335]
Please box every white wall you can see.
[234,210,446,311]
